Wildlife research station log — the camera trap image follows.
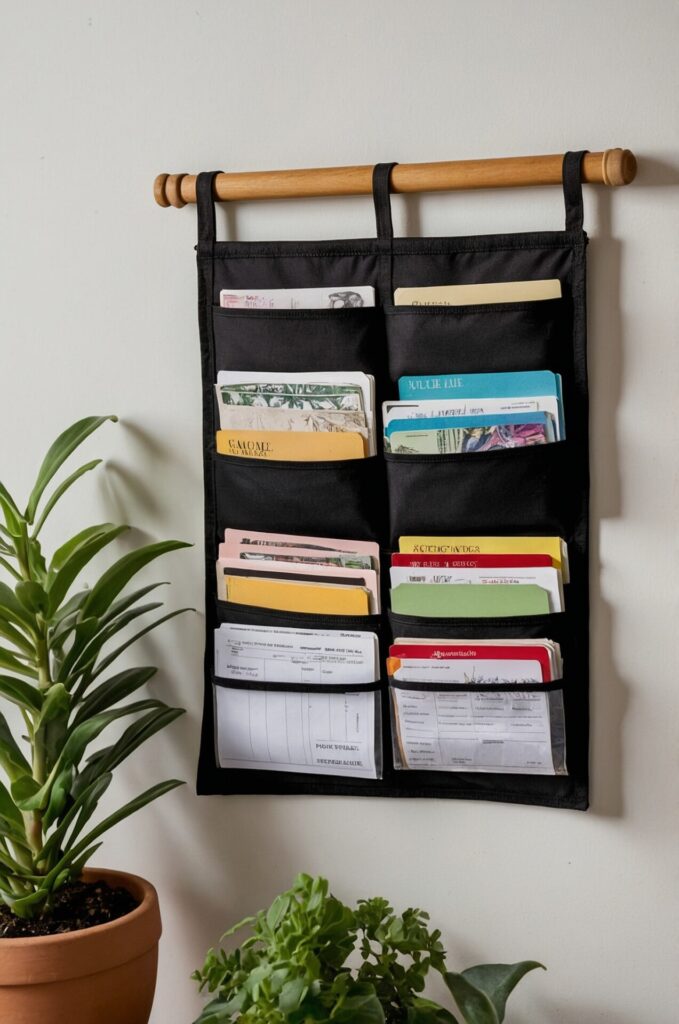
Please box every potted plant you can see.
[0,415,189,1024]
[194,873,543,1024]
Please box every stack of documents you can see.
[220,285,375,310]
[388,638,562,685]
[391,536,568,617]
[213,616,380,778]
[393,277,562,307]
[217,529,381,615]
[383,371,564,454]
[388,635,565,775]
[215,371,376,459]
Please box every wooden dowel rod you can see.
[154,149,636,208]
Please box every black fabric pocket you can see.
[385,440,571,545]
[213,306,381,374]
[213,452,386,542]
[388,609,569,642]
[384,298,565,382]
[212,676,383,778]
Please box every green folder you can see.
[390,583,550,618]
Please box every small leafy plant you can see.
[193,873,543,1024]
[0,415,188,919]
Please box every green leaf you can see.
[98,581,170,626]
[42,766,74,830]
[443,973,499,1024]
[72,666,156,725]
[64,841,103,880]
[81,540,191,620]
[61,602,165,685]
[0,581,36,633]
[72,705,184,796]
[407,998,460,1023]
[0,617,35,656]
[458,963,545,1023]
[0,557,21,582]
[35,683,70,730]
[53,616,102,683]
[84,607,192,684]
[332,982,385,1023]
[16,700,172,811]
[10,776,41,806]
[26,538,47,586]
[45,779,183,885]
[49,524,119,576]
[0,648,37,679]
[0,481,20,519]
[46,525,129,616]
[15,581,48,616]
[25,416,117,524]
[0,779,23,828]
[0,486,22,537]
[278,976,307,1013]
[32,459,103,538]
[41,772,112,860]
[0,674,42,713]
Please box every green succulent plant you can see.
[193,873,544,1024]
[0,415,188,918]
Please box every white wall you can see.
[2,1,678,1020]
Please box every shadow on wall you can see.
[588,153,679,818]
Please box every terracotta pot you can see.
[0,867,161,1024]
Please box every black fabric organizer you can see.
[195,152,589,810]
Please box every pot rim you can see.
[0,867,162,984]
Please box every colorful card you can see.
[215,429,366,460]
[218,556,380,611]
[391,552,555,570]
[389,565,564,613]
[397,371,564,439]
[223,575,371,615]
[389,583,551,617]
[385,412,554,454]
[398,536,569,582]
[383,395,563,441]
[388,643,558,682]
[224,529,379,561]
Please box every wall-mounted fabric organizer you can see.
[192,153,590,810]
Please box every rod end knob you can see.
[154,173,188,207]
[602,148,637,186]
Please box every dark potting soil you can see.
[0,880,139,938]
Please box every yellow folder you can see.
[216,430,365,461]
[223,575,371,615]
[398,536,568,582]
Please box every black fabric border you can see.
[194,180,589,811]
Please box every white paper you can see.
[391,658,543,684]
[392,687,559,774]
[214,623,379,684]
[219,286,375,310]
[388,566,564,614]
[215,686,378,778]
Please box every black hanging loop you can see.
[196,171,223,249]
[372,162,398,240]
[372,162,398,302]
[562,151,588,233]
